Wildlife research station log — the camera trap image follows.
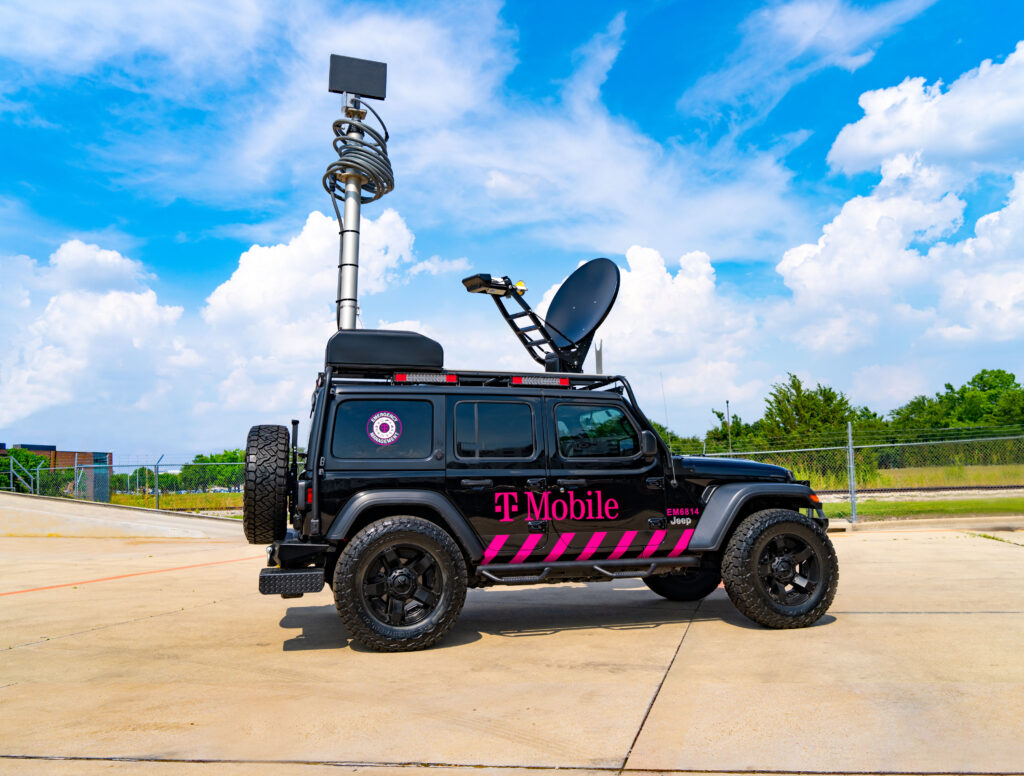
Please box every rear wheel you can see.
[644,565,721,601]
[242,425,290,545]
[333,517,467,651]
[721,509,838,628]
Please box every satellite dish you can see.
[462,258,620,373]
[545,258,620,348]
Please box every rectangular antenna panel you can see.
[328,54,387,100]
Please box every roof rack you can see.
[328,367,626,392]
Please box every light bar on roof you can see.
[512,375,570,386]
[394,372,458,384]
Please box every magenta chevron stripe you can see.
[667,528,695,557]
[510,533,543,563]
[639,529,666,559]
[608,530,638,560]
[576,531,606,561]
[544,532,575,562]
[482,534,509,565]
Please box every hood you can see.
[674,455,792,482]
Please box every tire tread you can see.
[721,508,838,629]
[333,516,467,652]
[242,425,290,544]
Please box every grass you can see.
[788,462,1024,491]
[824,496,1024,521]
[111,492,242,511]
[871,463,1024,489]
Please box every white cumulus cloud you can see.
[830,41,1024,174]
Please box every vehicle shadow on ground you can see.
[279,603,484,651]
[278,586,836,651]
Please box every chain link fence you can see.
[1,460,246,514]
[4,425,1023,522]
[670,424,1024,521]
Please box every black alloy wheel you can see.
[756,533,819,606]
[333,516,467,651]
[721,508,838,629]
[360,543,444,627]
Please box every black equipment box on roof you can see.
[325,329,443,372]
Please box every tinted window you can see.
[331,400,433,459]
[455,402,534,459]
[555,404,638,458]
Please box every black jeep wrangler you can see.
[243,327,838,651]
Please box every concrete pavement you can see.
[1,495,1022,775]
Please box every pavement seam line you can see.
[0,554,262,597]
[1,756,1022,775]
[618,598,702,773]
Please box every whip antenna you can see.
[323,55,394,330]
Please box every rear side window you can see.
[555,404,638,458]
[455,401,535,459]
[331,400,433,459]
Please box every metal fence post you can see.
[73,453,79,499]
[155,454,164,511]
[847,421,858,523]
[35,462,42,494]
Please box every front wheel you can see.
[721,509,838,629]
[333,517,467,651]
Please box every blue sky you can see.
[2,0,1024,462]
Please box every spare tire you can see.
[243,425,290,544]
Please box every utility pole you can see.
[726,399,733,455]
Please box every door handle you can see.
[556,478,586,487]
[526,478,545,491]
[526,520,549,533]
[460,478,493,488]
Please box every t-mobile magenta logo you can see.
[494,490,619,522]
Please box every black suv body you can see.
[245,329,838,650]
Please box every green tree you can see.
[179,449,245,492]
[761,374,858,437]
[890,369,1024,428]
[649,421,702,454]
[704,410,767,452]
[0,448,49,492]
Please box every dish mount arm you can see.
[462,274,591,373]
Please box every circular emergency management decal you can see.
[367,410,402,446]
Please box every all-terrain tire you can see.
[242,425,290,545]
[333,516,468,652]
[644,565,721,601]
[721,509,838,629]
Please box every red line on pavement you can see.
[0,555,263,597]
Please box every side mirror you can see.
[640,430,658,462]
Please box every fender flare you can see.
[325,490,484,562]
[689,482,817,552]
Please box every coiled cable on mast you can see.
[323,98,394,329]
[322,99,394,213]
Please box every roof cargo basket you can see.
[325,329,443,373]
